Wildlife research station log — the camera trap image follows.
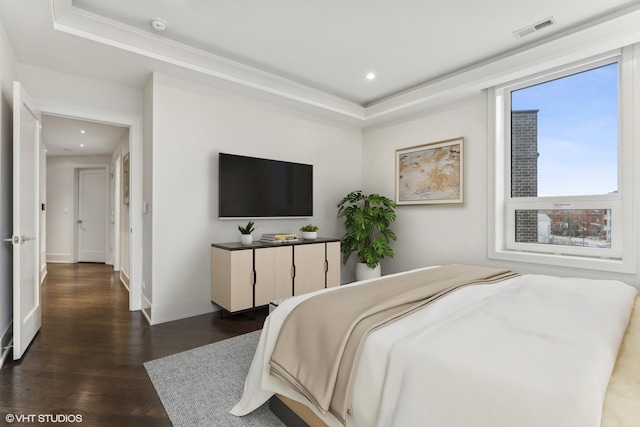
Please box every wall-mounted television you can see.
[219,153,313,218]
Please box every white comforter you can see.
[231,268,637,427]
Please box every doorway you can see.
[43,106,142,310]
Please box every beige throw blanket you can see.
[269,264,518,424]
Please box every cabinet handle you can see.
[325,259,329,273]
[291,265,296,278]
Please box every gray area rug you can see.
[144,330,285,427]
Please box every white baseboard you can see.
[147,296,217,325]
[40,263,47,285]
[0,322,13,370]
[46,253,72,263]
[141,294,152,324]
[120,270,130,291]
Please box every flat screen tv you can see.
[219,153,313,218]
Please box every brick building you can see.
[512,110,539,243]
[547,209,609,239]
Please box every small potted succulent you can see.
[300,224,319,240]
[238,220,255,245]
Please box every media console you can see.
[211,238,340,314]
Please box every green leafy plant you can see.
[337,190,397,269]
[238,220,255,235]
[300,224,319,232]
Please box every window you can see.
[489,48,636,273]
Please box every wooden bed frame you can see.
[270,297,640,427]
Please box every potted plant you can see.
[300,224,319,240]
[238,220,255,245]
[337,190,397,280]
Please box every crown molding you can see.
[51,0,640,128]
[50,0,365,122]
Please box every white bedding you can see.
[231,267,637,427]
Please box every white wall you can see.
[148,74,363,324]
[46,155,111,263]
[363,96,490,275]
[141,78,153,321]
[363,92,640,290]
[17,65,143,118]
[0,17,16,366]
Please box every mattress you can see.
[232,267,639,427]
[275,296,640,427]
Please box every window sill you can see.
[489,249,635,274]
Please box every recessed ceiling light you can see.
[80,130,85,134]
[366,72,376,80]
[151,19,167,32]
[80,144,84,148]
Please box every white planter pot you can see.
[302,231,317,240]
[355,262,381,281]
[240,234,253,245]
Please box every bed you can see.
[231,265,640,427]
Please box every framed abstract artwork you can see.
[395,137,464,205]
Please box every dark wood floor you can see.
[0,263,268,426]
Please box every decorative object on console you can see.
[337,190,396,280]
[260,233,298,243]
[300,224,319,240]
[238,220,255,245]
[395,137,464,205]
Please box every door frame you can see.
[40,103,142,312]
[74,165,109,263]
[112,154,121,271]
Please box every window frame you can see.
[488,47,636,274]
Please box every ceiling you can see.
[42,115,128,157]
[0,0,639,146]
[67,0,637,105]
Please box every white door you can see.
[11,82,41,360]
[78,169,107,263]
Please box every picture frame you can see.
[395,137,464,205]
[123,152,130,205]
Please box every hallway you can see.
[0,263,267,426]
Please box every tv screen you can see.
[219,153,313,218]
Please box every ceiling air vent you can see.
[513,17,556,39]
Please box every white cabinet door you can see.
[294,243,327,296]
[326,241,341,288]
[255,246,293,305]
[211,247,253,312]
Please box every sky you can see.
[511,62,618,197]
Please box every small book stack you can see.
[260,233,298,243]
